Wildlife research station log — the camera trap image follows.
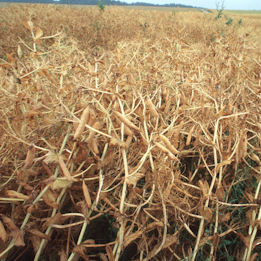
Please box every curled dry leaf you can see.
[216,159,234,173]
[0,220,7,243]
[215,186,225,201]
[43,150,58,165]
[105,245,115,261]
[236,132,248,164]
[24,144,35,169]
[1,215,19,231]
[97,253,108,261]
[237,233,250,249]
[219,212,231,223]
[42,212,63,231]
[162,232,178,249]
[109,136,127,149]
[249,253,259,261]
[123,229,144,248]
[82,180,92,209]
[42,187,60,209]
[202,207,212,223]
[180,90,188,105]
[125,135,133,149]
[251,152,261,165]
[26,228,51,241]
[50,178,72,191]
[29,235,42,254]
[23,21,33,31]
[58,247,67,261]
[10,229,25,247]
[198,180,209,199]
[125,172,145,186]
[72,245,89,260]
[5,190,30,201]
[163,99,171,114]
[34,27,43,41]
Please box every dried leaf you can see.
[58,247,67,261]
[105,245,115,261]
[82,180,92,209]
[10,229,25,247]
[186,125,195,146]
[203,207,212,223]
[50,178,72,190]
[42,212,62,231]
[26,228,51,241]
[73,245,89,260]
[252,237,261,251]
[249,253,259,261]
[123,229,143,248]
[42,187,60,209]
[0,220,7,242]
[216,159,234,173]
[23,21,33,31]
[162,232,178,249]
[5,190,30,201]
[97,253,108,261]
[125,172,145,186]
[24,144,35,169]
[212,233,220,252]
[1,215,19,231]
[34,27,43,41]
[237,233,250,248]
[251,153,261,165]
[219,212,231,223]
[43,150,58,164]
[29,235,41,253]
[216,186,225,201]
[198,180,209,199]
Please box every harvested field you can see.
[0,3,261,261]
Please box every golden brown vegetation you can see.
[0,3,261,261]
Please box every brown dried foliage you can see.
[0,3,261,261]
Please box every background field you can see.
[1,2,261,13]
[0,3,261,261]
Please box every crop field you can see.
[0,3,261,261]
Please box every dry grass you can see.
[0,3,261,261]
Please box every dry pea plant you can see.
[0,3,261,261]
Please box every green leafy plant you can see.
[140,21,149,33]
[97,0,105,12]
[215,1,225,19]
[225,17,233,25]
